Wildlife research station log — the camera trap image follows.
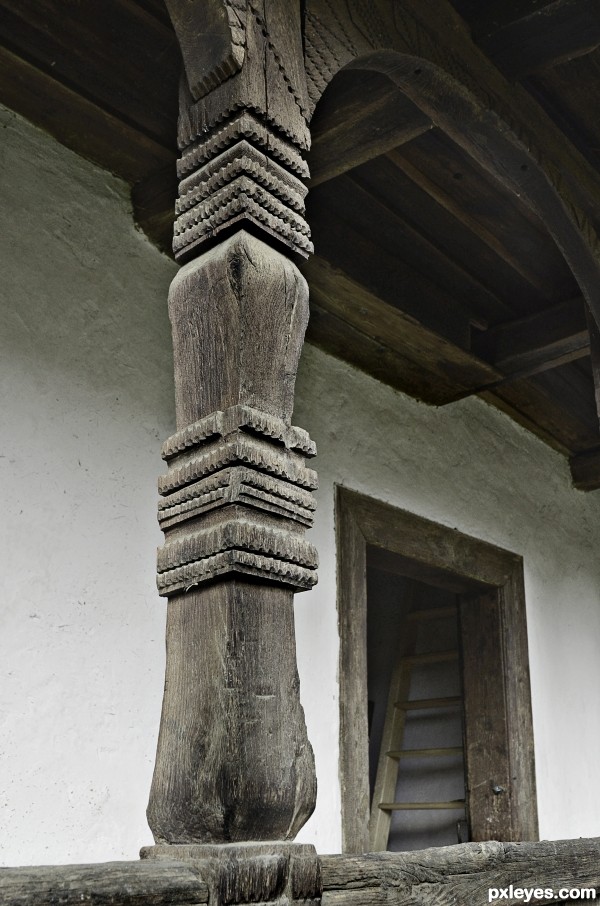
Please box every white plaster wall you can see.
[0,104,176,865]
[3,102,600,866]
[293,346,600,852]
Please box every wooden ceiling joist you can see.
[472,0,600,78]
[473,297,589,380]
[307,72,432,187]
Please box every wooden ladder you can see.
[369,603,466,851]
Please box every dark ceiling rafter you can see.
[472,0,600,79]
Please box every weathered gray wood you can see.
[304,0,600,339]
[142,841,322,904]
[3,841,599,906]
[585,304,600,426]
[302,253,502,407]
[0,861,209,906]
[148,580,316,843]
[149,0,318,846]
[320,838,600,904]
[460,591,513,841]
[336,489,370,854]
[336,488,537,852]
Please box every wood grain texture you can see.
[0,861,209,906]
[150,234,319,841]
[168,232,309,426]
[320,838,600,904]
[142,841,322,904]
[460,591,513,841]
[3,841,599,906]
[148,580,317,843]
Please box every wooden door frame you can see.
[336,486,538,853]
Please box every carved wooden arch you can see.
[304,0,600,328]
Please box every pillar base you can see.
[140,842,321,905]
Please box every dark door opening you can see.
[336,486,538,853]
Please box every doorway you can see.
[336,486,538,853]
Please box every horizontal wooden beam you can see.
[0,0,179,144]
[302,254,502,407]
[0,861,209,906]
[570,446,600,490]
[472,296,589,379]
[320,837,600,904]
[0,43,174,185]
[473,0,600,78]
[308,71,432,187]
[3,838,600,905]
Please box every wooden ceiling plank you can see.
[307,189,474,348]
[473,297,590,378]
[0,0,179,144]
[303,254,501,405]
[387,147,569,301]
[0,44,174,184]
[473,0,600,78]
[525,51,600,176]
[340,172,513,328]
[308,72,433,186]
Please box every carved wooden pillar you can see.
[145,0,319,859]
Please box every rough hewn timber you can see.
[148,0,318,850]
[0,861,209,906]
[2,839,600,906]
[319,838,600,905]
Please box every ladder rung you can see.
[407,605,458,623]
[396,696,462,710]
[404,649,459,666]
[379,800,466,811]
[387,746,463,759]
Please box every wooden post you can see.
[145,0,319,867]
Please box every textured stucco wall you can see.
[2,103,600,866]
[0,104,176,864]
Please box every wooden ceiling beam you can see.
[387,147,564,300]
[570,447,600,490]
[473,0,600,79]
[0,43,173,184]
[472,296,589,380]
[307,72,433,187]
[303,254,501,406]
[0,0,179,145]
